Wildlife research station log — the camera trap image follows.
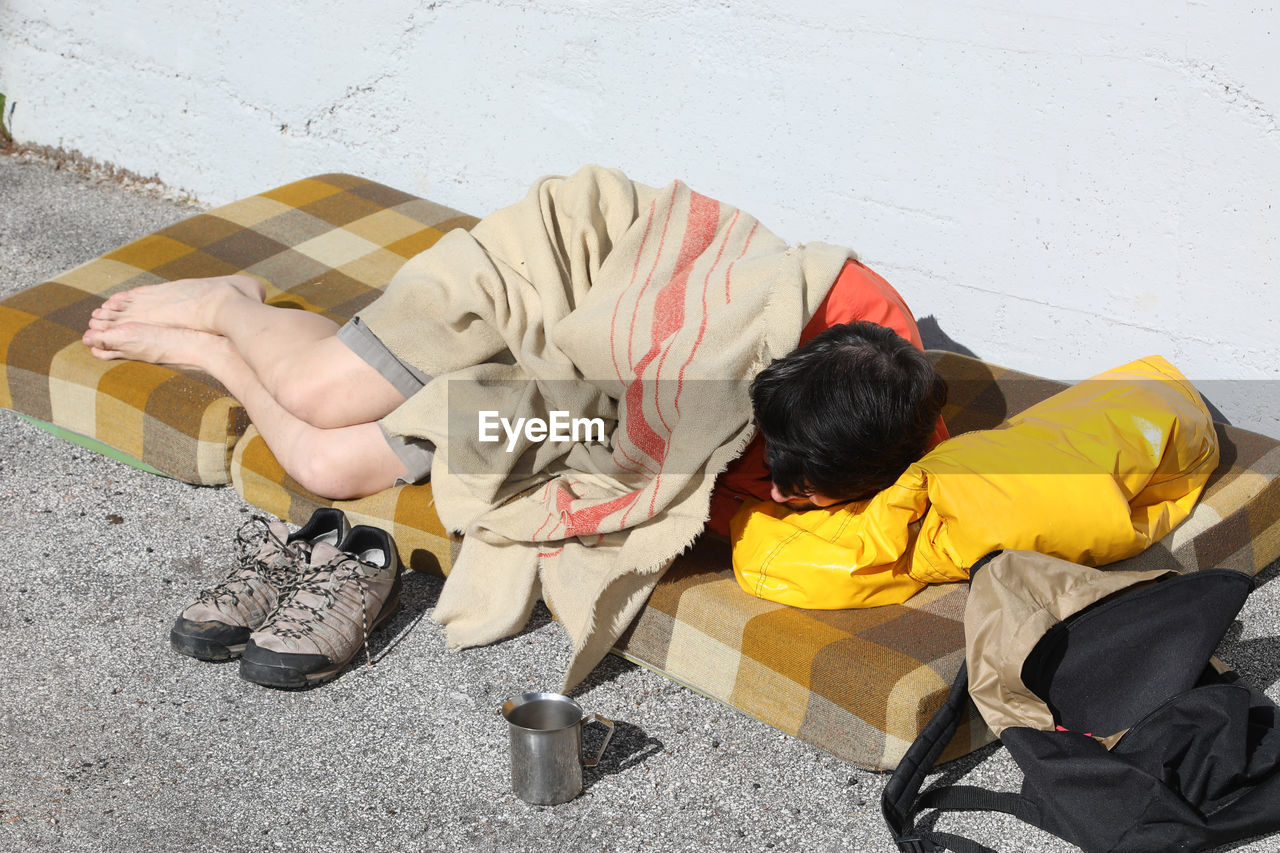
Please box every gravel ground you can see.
[2,151,1278,852]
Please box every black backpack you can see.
[881,550,1280,853]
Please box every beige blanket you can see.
[359,165,851,688]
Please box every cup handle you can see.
[581,713,615,768]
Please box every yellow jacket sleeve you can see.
[730,474,930,608]
[731,356,1219,609]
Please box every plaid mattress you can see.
[5,175,1279,770]
[0,174,475,483]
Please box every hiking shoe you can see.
[239,525,402,689]
[169,507,351,661]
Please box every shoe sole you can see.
[238,594,401,689]
[170,618,251,662]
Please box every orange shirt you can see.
[707,259,949,537]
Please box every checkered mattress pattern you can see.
[0,174,476,484]
[4,174,1278,770]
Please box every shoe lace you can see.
[195,516,305,607]
[259,553,379,668]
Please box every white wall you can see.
[3,1,1278,434]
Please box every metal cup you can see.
[500,692,615,805]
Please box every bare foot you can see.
[89,274,265,333]
[82,321,231,372]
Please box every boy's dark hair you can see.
[750,321,947,502]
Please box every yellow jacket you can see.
[730,356,1220,609]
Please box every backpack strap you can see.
[880,657,973,851]
[880,661,1036,852]
[918,785,1030,818]
[881,551,1018,853]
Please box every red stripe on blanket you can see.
[624,191,677,383]
[652,192,723,430]
[555,483,640,539]
[622,190,723,525]
[608,192,672,477]
[673,208,741,416]
[624,190,722,463]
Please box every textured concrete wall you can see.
[2,1,1277,433]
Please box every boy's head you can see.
[750,321,947,507]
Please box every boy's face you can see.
[760,436,846,509]
[769,481,844,510]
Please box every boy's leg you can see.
[84,321,409,499]
[86,276,406,429]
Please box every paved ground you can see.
[2,150,1278,852]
